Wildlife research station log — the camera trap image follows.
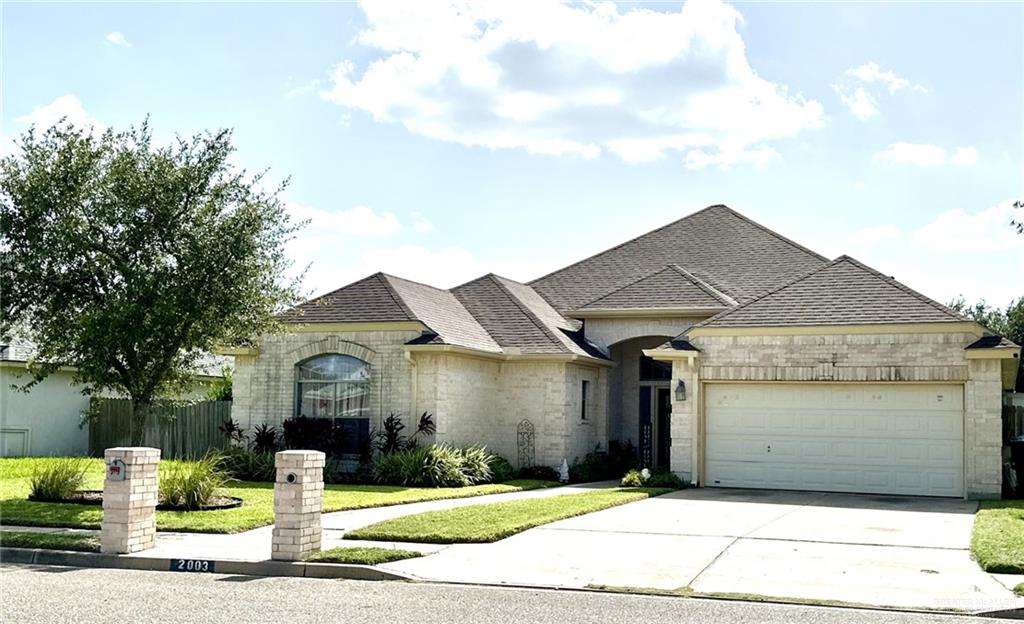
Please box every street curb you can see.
[0,547,413,582]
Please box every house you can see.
[0,339,229,457]
[229,205,1021,498]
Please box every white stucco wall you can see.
[0,365,89,457]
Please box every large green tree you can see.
[948,296,1024,346]
[0,121,303,444]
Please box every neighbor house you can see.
[228,205,1021,498]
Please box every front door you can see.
[656,388,672,470]
[639,386,672,469]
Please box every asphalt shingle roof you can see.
[578,264,735,310]
[453,274,602,357]
[386,275,501,353]
[530,204,828,312]
[694,256,970,328]
[282,273,414,323]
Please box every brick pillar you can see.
[272,450,324,561]
[101,447,160,554]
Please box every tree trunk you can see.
[130,398,152,446]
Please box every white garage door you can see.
[705,384,964,497]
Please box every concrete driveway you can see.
[384,488,1022,611]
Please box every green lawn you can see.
[306,546,422,565]
[0,530,100,552]
[971,500,1024,573]
[345,487,672,544]
[0,457,556,534]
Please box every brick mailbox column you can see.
[101,447,160,554]
[272,450,325,561]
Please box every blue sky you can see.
[3,0,1022,307]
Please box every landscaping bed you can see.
[0,531,100,552]
[0,458,557,534]
[345,487,672,544]
[971,500,1024,573]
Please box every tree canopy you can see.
[0,121,303,444]
[948,296,1024,346]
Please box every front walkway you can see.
[381,488,1024,612]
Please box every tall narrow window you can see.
[581,379,589,421]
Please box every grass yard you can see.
[971,500,1024,574]
[345,487,672,544]
[0,457,556,534]
[0,530,100,552]
[306,546,422,565]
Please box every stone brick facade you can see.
[414,353,608,467]
[584,317,700,351]
[232,329,421,432]
[233,329,610,469]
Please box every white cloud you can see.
[834,61,924,119]
[105,31,132,48]
[873,142,978,167]
[845,62,925,94]
[14,94,103,132]
[412,212,434,233]
[832,85,878,120]
[911,199,1024,252]
[321,0,823,169]
[951,146,978,166]
[847,224,900,247]
[288,203,402,237]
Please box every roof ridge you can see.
[717,206,830,263]
[378,274,418,320]
[691,257,843,329]
[528,204,730,285]
[692,255,970,329]
[488,275,569,352]
[832,255,970,322]
[667,264,737,306]
[380,272,450,293]
[575,265,675,308]
[528,204,828,287]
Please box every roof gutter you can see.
[404,344,613,367]
[687,321,985,338]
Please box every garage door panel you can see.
[705,384,964,497]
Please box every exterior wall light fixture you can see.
[675,379,687,401]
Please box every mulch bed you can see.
[28,490,243,512]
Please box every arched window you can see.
[295,354,370,420]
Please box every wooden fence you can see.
[88,398,232,459]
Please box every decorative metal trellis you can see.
[517,419,535,468]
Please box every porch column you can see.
[668,357,700,484]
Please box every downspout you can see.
[404,349,418,419]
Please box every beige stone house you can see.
[229,205,1020,498]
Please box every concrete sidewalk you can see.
[1,481,614,562]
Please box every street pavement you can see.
[0,563,1010,624]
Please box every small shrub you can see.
[159,453,233,509]
[517,465,560,482]
[252,423,279,454]
[569,442,639,483]
[488,455,515,483]
[323,456,373,484]
[620,469,646,487]
[29,458,89,500]
[620,468,684,489]
[374,444,497,487]
[458,446,493,484]
[377,413,406,454]
[218,418,245,444]
[282,415,344,454]
[220,447,276,482]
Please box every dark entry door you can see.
[639,387,652,468]
[656,388,672,470]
